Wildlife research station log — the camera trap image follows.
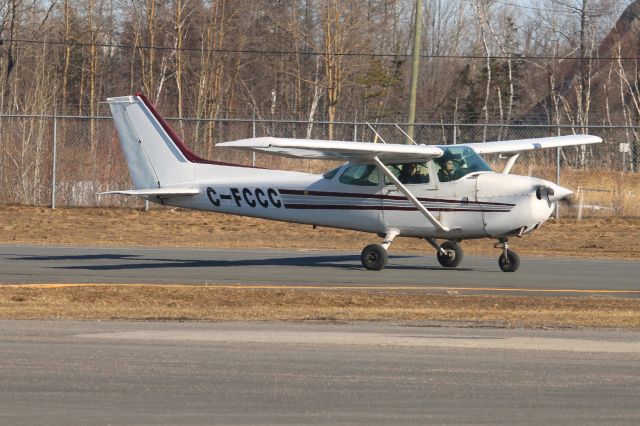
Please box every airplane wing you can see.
[461,134,602,154]
[218,137,444,163]
[219,135,601,162]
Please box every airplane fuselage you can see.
[161,162,556,241]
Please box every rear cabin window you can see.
[338,164,380,186]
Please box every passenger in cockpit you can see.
[399,163,428,184]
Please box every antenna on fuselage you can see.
[365,122,388,144]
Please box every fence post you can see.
[555,125,561,218]
[452,123,457,145]
[353,111,358,142]
[50,112,58,209]
[252,110,256,167]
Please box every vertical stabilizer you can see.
[108,95,194,189]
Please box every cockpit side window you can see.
[384,162,430,185]
[338,164,380,186]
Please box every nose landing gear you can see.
[495,238,520,272]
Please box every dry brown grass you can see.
[1,285,639,328]
[1,205,639,259]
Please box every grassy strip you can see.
[2,206,640,260]
[1,285,640,329]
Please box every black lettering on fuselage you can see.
[254,188,269,208]
[205,187,282,209]
[206,187,220,206]
[230,188,242,207]
[267,188,282,208]
[242,188,256,207]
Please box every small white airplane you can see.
[103,94,602,272]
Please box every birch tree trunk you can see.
[321,1,343,140]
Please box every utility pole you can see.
[406,0,423,144]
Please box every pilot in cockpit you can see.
[437,158,457,182]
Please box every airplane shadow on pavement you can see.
[11,253,476,272]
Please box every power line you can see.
[3,37,640,61]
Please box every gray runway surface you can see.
[1,244,638,295]
[1,320,639,425]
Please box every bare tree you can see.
[172,0,195,124]
[0,0,19,113]
[469,0,492,141]
[129,0,169,103]
[61,0,72,113]
[194,0,230,154]
[320,0,356,139]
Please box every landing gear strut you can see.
[495,238,520,272]
[361,230,398,271]
[426,238,464,268]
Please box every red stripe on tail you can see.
[135,93,257,168]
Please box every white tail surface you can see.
[108,94,195,189]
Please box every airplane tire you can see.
[498,250,520,272]
[437,241,464,268]
[361,244,388,271]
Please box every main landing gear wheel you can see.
[437,241,464,268]
[498,249,520,272]
[361,244,388,271]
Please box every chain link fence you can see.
[1,114,639,216]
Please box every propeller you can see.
[558,193,577,208]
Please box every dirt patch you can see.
[1,205,639,259]
[1,285,639,329]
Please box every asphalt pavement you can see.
[0,320,639,425]
[0,244,638,296]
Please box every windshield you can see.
[435,146,493,182]
[322,166,342,179]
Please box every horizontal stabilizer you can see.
[98,187,200,198]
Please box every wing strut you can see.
[502,154,520,174]
[372,156,450,233]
